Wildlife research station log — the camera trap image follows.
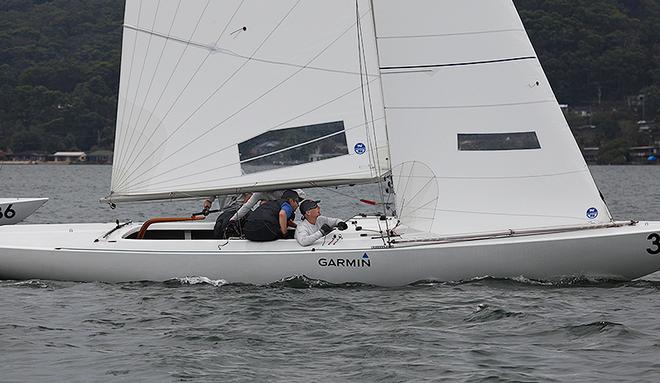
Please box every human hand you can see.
[320,224,334,236]
[202,200,212,215]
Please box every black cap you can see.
[281,189,301,202]
[300,199,320,215]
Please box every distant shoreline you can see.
[0,161,111,165]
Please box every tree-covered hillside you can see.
[0,0,122,152]
[0,0,659,155]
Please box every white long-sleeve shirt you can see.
[294,216,342,246]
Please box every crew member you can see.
[295,199,348,246]
[243,189,301,242]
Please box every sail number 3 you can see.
[648,233,660,255]
[0,204,17,220]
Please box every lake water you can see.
[1,165,659,382]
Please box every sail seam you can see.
[114,0,304,190]
[424,208,594,221]
[113,0,145,188]
[115,0,212,186]
[114,0,184,187]
[115,2,367,191]
[385,99,555,110]
[115,0,245,188]
[396,168,590,180]
[116,1,166,185]
[376,28,525,39]
[380,56,536,71]
[116,9,375,192]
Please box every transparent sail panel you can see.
[457,132,540,151]
[238,121,348,174]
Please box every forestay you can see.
[108,0,389,203]
[375,0,612,235]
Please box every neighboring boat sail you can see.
[0,0,659,285]
[0,198,48,226]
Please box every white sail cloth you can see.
[375,0,612,235]
[108,0,612,238]
[109,0,389,203]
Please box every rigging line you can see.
[115,0,305,190]
[368,0,394,174]
[398,197,439,218]
[123,24,379,78]
[117,0,163,181]
[114,0,144,181]
[114,0,212,186]
[119,82,382,191]
[397,162,417,220]
[379,56,537,71]
[357,2,386,206]
[117,7,373,191]
[122,116,382,191]
[319,185,376,203]
[355,1,380,197]
[397,176,437,215]
[116,0,246,186]
[376,28,525,39]
[385,100,556,110]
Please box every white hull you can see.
[1,217,659,286]
[0,198,48,226]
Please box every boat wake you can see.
[411,275,660,289]
[2,279,53,289]
[267,275,373,289]
[165,276,228,287]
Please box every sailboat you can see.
[1,0,659,285]
[0,198,48,226]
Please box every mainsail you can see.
[108,0,389,203]
[375,0,612,235]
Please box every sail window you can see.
[458,132,541,151]
[238,121,349,174]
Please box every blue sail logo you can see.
[586,207,599,219]
[354,143,367,155]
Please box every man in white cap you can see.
[295,199,348,246]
